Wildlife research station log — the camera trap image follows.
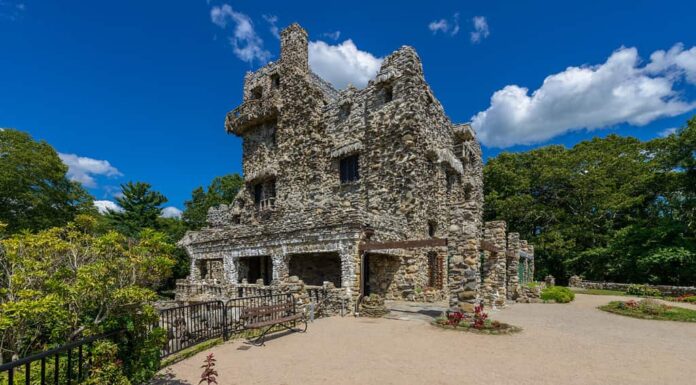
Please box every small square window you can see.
[270,74,280,89]
[383,85,393,103]
[338,103,351,121]
[253,179,276,211]
[250,86,263,100]
[340,155,360,184]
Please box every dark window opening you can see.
[239,256,272,285]
[427,252,443,289]
[338,103,351,121]
[250,86,263,100]
[253,179,276,211]
[428,221,437,237]
[270,74,280,89]
[269,126,276,147]
[383,85,393,103]
[340,155,360,183]
[445,169,456,192]
[464,184,473,201]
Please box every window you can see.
[338,103,351,121]
[464,184,472,201]
[427,252,443,289]
[445,169,456,192]
[250,86,263,100]
[383,85,393,103]
[253,179,276,211]
[340,155,360,183]
[270,74,280,89]
[428,221,437,237]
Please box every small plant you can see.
[446,311,464,327]
[675,294,696,303]
[626,284,661,297]
[540,286,575,303]
[472,303,488,329]
[199,353,218,385]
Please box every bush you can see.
[540,286,575,303]
[626,284,661,297]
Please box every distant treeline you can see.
[484,117,696,285]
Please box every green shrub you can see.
[540,286,575,303]
[626,284,661,297]
[684,296,696,303]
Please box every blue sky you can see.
[2,0,695,215]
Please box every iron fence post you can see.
[222,301,228,341]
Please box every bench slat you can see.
[246,313,303,329]
[241,302,293,318]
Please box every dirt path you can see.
[153,294,696,385]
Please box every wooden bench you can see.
[240,300,307,346]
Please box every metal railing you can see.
[0,330,121,385]
[156,293,294,358]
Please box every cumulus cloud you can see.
[58,153,122,188]
[309,40,383,89]
[322,31,341,41]
[210,4,271,64]
[428,13,459,36]
[645,43,696,84]
[262,14,279,39]
[659,127,678,137]
[470,16,489,43]
[471,44,696,148]
[161,206,183,219]
[94,200,123,214]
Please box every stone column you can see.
[506,232,521,300]
[482,221,507,309]
[520,240,529,284]
[447,220,481,313]
[528,245,535,281]
[185,246,201,281]
[223,255,238,284]
[338,243,358,309]
[272,254,289,283]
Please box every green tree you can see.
[484,119,696,285]
[0,215,173,381]
[0,129,94,233]
[107,182,167,237]
[182,173,243,230]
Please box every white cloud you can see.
[646,43,696,85]
[428,13,459,36]
[322,31,341,41]
[210,4,271,65]
[470,16,489,44]
[262,14,279,39]
[471,45,696,148]
[161,206,183,219]
[58,153,122,188]
[660,127,678,137]
[308,40,383,89]
[94,200,123,214]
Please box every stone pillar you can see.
[280,23,309,74]
[482,221,507,309]
[528,245,535,281]
[223,256,238,284]
[338,243,358,309]
[447,221,481,313]
[272,254,289,283]
[569,275,582,287]
[506,232,521,300]
[520,240,529,284]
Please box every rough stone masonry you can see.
[178,23,533,312]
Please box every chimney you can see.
[280,23,308,74]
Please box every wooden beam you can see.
[358,238,448,252]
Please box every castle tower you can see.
[280,23,308,75]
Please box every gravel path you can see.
[153,294,696,385]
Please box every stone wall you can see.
[481,221,507,308]
[569,277,696,297]
[506,232,521,300]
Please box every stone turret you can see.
[280,23,308,74]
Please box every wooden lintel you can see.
[358,238,448,252]
[480,240,498,253]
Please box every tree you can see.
[0,129,94,233]
[182,174,243,230]
[0,215,174,381]
[484,120,696,285]
[106,182,167,237]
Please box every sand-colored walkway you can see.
[153,294,696,385]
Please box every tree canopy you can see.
[0,129,93,233]
[484,117,696,285]
[182,173,243,230]
[106,182,168,237]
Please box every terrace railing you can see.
[0,330,121,385]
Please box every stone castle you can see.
[178,23,535,313]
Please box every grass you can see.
[599,300,696,322]
[572,288,628,296]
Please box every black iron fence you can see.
[157,293,294,358]
[0,330,121,385]
[0,293,299,383]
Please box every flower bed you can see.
[432,304,522,335]
[599,299,696,322]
